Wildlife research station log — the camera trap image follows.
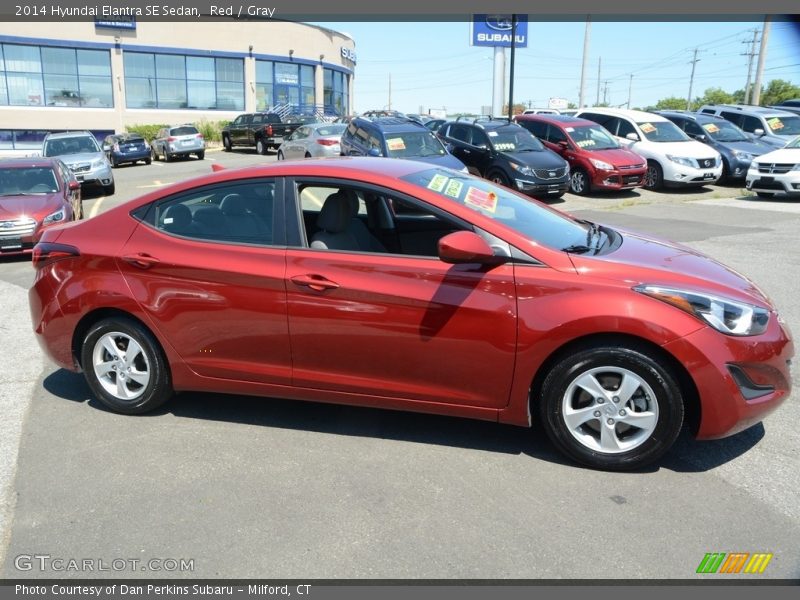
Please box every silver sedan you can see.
[276,123,347,159]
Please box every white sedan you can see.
[746,135,800,198]
[276,123,347,160]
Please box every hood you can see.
[751,147,800,164]
[504,148,567,169]
[569,227,771,308]
[0,194,61,220]
[714,139,774,155]
[586,147,645,167]
[411,153,467,170]
[634,139,718,159]
[57,152,103,165]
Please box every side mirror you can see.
[625,132,640,141]
[557,140,570,149]
[367,147,382,157]
[694,134,707,142]
[102,144,111,152]
[438,231,501,265]
[68,180,81,191]
[753,128,765,137]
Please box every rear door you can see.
[119,177,291,385]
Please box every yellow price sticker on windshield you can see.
[576,139,596,147]
[444,179,463,198]
[427,174,449,192]
[767,117,784,130]
[640,123,656,134]
[702,123,720,133]
[387,137,406,150]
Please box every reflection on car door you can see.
[283,178,518,410]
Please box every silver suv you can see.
[42,131,115,195]
[697,104,800,149]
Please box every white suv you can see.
[746,135,800,198]
[575,108,722,189]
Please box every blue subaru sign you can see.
[471,14,528,48]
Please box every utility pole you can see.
[752,16,771,105]
[602,80,610,105]
[595,57,601,105]
[742,29,759,104]
[578,18,591,108]
[686,47,700,110]
[627,74,633,109]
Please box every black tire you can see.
[277,150,284,161]
[164,150,172,163]
[569,168,591,195]
[719,159,730,184]
[109,155,118,168]
[151,147,159,162]
[81,317,173,415]
[256,138,268,155]
[756,192,775,198]
[223,135,232,152]
[488,169,511,187]
[643,161,664,190]
[197,151,205,160]
[103,181,115,196]
[145,158,152,165]
[538,343,684,471]
[305,152,312,158]
[77,200,84,220]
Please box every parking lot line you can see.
[88,195,106,219]
[136,180,173,189]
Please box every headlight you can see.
[732,150,754,161]
[91,158,107,169]
[666,155,696,168]
[634,285,769,336]
[462,166,469,173]
[43,208,65,224]
[589,158,613,170]
[509,162,534,176]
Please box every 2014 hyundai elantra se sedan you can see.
[28,158,793,470]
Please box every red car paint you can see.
[29,158,792,446]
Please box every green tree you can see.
[694,87,734,108]
[760,79,800,105]
[654,96,688,110]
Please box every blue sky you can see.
[312,20,800,114]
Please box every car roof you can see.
[0,157,60,169]
[700,104,797,117]
[44,131,94,139]
[356,117,427,132]
[578,107,668,122]
[516,114,598,128]
[657,111,724,123]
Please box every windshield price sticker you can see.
[427,174,449,192]
[387,138,406,150]
[494,142,516,151]
[576,139,596,147]
[565,127,575,132]
[488,131,498,137]
[767,117,784,130]
[702,123,720,133]
[640,123,656,134]
[465,187,498,213]
[444,179,464,198]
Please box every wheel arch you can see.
[72,308,164,372]
[528,332,700,435]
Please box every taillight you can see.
[196,133,204,139]
[113,143,121,152]
[167,136,177,142]
[317,139,339,146]
[32,242,80,269]
[264,125,273,136]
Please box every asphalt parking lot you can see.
[0,148,798,579]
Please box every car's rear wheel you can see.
[488,170,511,187]
[305,152,312,158]
[81,317,173,415]
[197,151,205,160]
[145,158,152,165]
[151,147,159,162]
[570,168,590,195]
[538,344,684,471]
[277,150,284,161]
[643,161,664,190]
[256,139,267,155]
[164,151,172,162]
[756,192,775,198]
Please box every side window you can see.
[615,119,636,138]
[547,125,568,144]
[700,109,716,115]
[742,115,763,133]
[151,180,276,246]
[232,116,243,126]
[684,121,705,136]
[519,120,547,139]
[242,114,253,125]
[720,112,744,128]
[251,114,264,125]
[471,128,489,148]
[580,113,614,129]
[448,124,471,144]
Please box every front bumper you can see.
[514,177,570,197]
[591,167,646,191]
[70,164,113,187]
[746,170,800,195]
[663,316,793,439]
[662,160,723,187]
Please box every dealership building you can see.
[0,19,355,153]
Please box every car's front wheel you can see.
[643,161,664,190]
[256,139,268,155]
[488,170,511,187]
[81,318,173,415]
[570,168,590,195]
[538,343,684,471]
[223,135,232,151]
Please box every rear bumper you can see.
[112,149,150,163]
[663,317,794,439]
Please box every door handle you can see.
[291,274,339,291]
[122,253,161,269]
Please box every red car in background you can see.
[515,114,648,195]
[0,158,82,256]
[28,158,792,471]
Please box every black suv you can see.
[657,111,773,182]
[437,117,570,199]
[340,117,466,170]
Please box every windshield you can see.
[316,125,346,137]
[568,125,620,150]
[785,136,800,149]
[400,168,593,252]
[0,167,59,195]
[44,136,100,156]
[384,131,446,158]
[490,126,545,152]
[765,115,800,136]
[701,120,748,142]
[636,121,690,143]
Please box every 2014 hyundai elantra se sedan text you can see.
[28,158,793,470]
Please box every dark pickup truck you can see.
[221,113,300,155]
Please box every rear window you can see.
[170,126,199,136]
[384,131,445,158]
[316,125,346,137]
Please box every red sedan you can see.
[28,158,793,470]
[515,114,647,195]
[0,158,82,256]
